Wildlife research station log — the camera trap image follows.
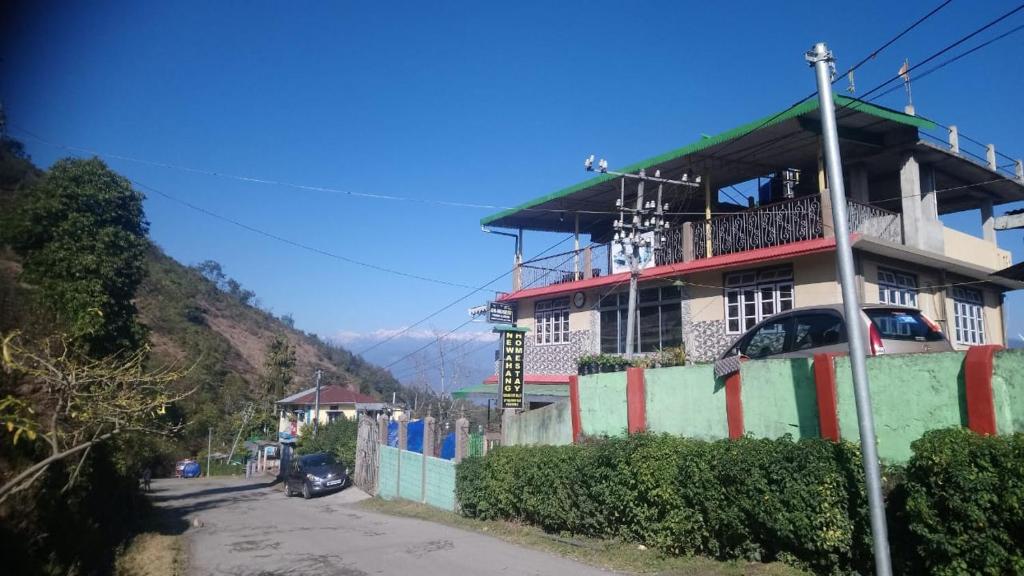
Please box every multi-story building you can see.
[481,96,1024,378]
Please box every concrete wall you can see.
[943,227,1011,270]
[992,349,1024,436]
[740,358,820,440]
[645,364,729,440]
[377,445,458,512]
[504,401,573,446]
[578,372,628,437]
[561,350,1024,464]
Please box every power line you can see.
[868,23,1024,104]
[138,182,482,290]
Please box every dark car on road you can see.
[714,304,953,377]
[285,452,349,499]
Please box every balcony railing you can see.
[512,196,905,291]
[518,243,611,290]
[847,199,903,244]
[693,196,823,259]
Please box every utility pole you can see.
[226,402,254,466]
[206,426,212,478]
[585,156,700,358]
[312,369,323,436]
[807,41,892,576]
[438,336,447,397]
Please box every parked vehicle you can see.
[714,304,952,377]
[284,452,349,499]
[174,459,195,478]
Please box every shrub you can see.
[455,434,872,574]
[296,418,358,467]
[900,428,1024,575]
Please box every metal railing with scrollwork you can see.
[847,200,903,244]
[693,196,824,259]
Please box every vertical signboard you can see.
[500,330,525,409]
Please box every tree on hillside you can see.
[260,335,296,405]
[4,158,149,356]
[0,332,190,502]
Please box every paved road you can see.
[150,477,617,576]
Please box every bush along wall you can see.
[456,430,1024,575]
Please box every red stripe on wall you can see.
[568,375,582,443]
[964,345,1003,436]
[725,371,744,439]
[626,367,646,434]
[813,353,841,442]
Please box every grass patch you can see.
[115,533,186,576]
[359,498,808,576]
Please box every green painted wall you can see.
[578,372,628,437]
[741,358,820,440]
[398,450,424,501]
[506,401,573,446]
[993,350,1024,435]
[645,365,729,440]
[424,456,457,511]
[378,445,399,499]
[834,352,967,463]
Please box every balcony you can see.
[515,196,905,291]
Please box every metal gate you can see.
[354,415,380,494]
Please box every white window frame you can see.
[725,268,794,334]
[535,297,570,345]
[952,287,986,345]
[878,268,918,308]
[598,287,683,354]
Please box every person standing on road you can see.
[142,466,152,492]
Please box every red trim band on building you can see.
[813,353,841,442]
[499,236,841,302]
[964,345,1003,436]
[483,374,573,385]
[568,375,582,443]
[626,367,646,434]
[725,372,744,439]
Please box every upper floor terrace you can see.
[483,96,1024,296]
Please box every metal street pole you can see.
[313,369,323,437]
[206,426,212,478]
[806,41,893,576]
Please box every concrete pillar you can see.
[899,152,924,249]
[1016,159,1023,184]
[848,165,870,204]
[986,144,997,170]
[454,417,470,463]
[948,125,959,154]
[818,140,835,238]
[397,414,408,451]
[500,408,514,446]
[681,221,694,261]
[422,416,436,458]
[981,199,997,245]
[378,415,388,445]
[919,165,945,253]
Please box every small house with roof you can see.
[276,385,379,437]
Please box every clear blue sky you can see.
[3,0,1024,346]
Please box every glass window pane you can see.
[661,303,682,348]
[600,310,618,353]
[661,286,682,300]
[640,288,659,303]
[740,317,791,358]
[639,307,660,352]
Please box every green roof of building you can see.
[480,95,936,228]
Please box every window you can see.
[535,297,570,345]
[791,312,846,352]
[878,268,918,307]
[599,286,682,354]
[952,287,986,345]
[725,267,794,334]
[740,316,791,358]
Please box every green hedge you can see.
[456,430,1024,575]
[457,434,871,574]
[296,418,358,467]
[896,428,1024,575]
